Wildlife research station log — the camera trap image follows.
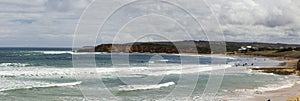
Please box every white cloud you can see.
[209,0,300,44]
[0,0,91,47]
[0,0,300,47]
[45,0,90,12]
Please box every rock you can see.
[254,91,263,94]
[252,68,295,75]
[297,59,300,70]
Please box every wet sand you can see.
[190,53,300,101]
[242,55,299,101]
[246,83,300,101]
[222,54,299,101]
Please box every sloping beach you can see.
[228,54,300,101]
[0,48,299,100]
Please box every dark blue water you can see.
[0,48,72,67]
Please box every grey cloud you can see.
[208,0,300,43]
[217,0,298,28]
[0,0,91,47]
[1,0,300,47]
[45,0,90,12]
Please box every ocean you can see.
[0,48,299,101]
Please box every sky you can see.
[1,0,300,47]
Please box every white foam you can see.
[246,69,277,76]
[0,67,76,77]
[218,79,299,101]
[158,59,169,62]
[295,81,300,84]
[0,63,29,67]
[0,64,232,78]
[32,51,108,55]
[72,52,107,55]
[33,51,73,54]
[148,59,169,64]
[109,64,232,76]
[149,64,232,76]
[207,55,236,60]
[231,81,296,95]
[0,80,81,92]
[256,82,295,92]
[119,82,175,91]
[164,54,236,60]
[148,61,155,64]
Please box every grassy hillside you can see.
[77,40,300,55]
[248,50,300,58]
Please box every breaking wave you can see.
[230,80,296,96]
[255,82,295,92]
[33,51,73,54]
[32,51,107,55]
[0,64,232,78]
[0,81,82,92]
[119,82,175,91]
[0,63,30,67]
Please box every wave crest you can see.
[0,63,30,67]
[0,81,82,92]
[118,82,175,91]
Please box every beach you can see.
[0,48,299,100]
[229,54,300,101]
[250,83,300,101]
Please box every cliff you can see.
[94,43,181,54]
[77,40,300,54]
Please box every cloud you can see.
[45,0,90,12]
[217,0,294,27]
[209,0,300,44]
[0,0,91,47]
[0,0,300,47]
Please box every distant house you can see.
[238,46,258,53]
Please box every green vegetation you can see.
[77,40,300,55]
[248,50,300,58]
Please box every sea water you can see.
[0,48,298,101]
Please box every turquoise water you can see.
[0,48,298,101]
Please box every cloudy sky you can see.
[1,0,300,47]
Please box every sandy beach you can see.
[194,53,300,101]
[232,54,300,101]
[249,83,300,101]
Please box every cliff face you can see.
[94,44,181,54]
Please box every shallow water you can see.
[0,48,298,101]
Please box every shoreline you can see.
[73,51,300,100]
[249,83,300,101]
[226,54,299,75]
[226,54,300,101]
[172,53,300,100]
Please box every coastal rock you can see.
[94,43,182,54]
[251,68,296,75]
[297,59,300,70]
[77,40,300,54]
